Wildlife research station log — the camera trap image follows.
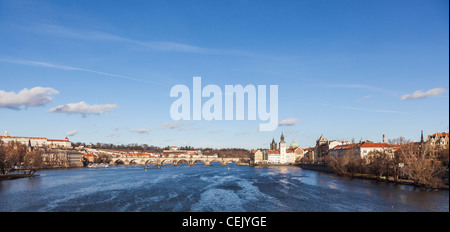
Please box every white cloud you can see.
[66,130,79,137]
[401,88,446,101]
[278,118,299,126]
[156,122,194,129]
[0,87,59,109]
[49,101,118,116]
[130,128,150,134]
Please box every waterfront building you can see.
[286,146,304,163]
[262,132,303,164]
[329,141,400,159]
[0,130,72,148]
[267,150,280,163]
[314,134,329,158]
[43,149,83,168]
[314,135,353,159]
[329,140,351,149]
[251,149,264,164]
[303,147,315,162]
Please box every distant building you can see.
[267,150,280,163]
[303,147,315,162]
[329,142,400,159]
[44,149,83,168]
[162,146,200,157]
[0,130,72,148]
[251,150,264,164]
[315,135,329,158]
[313,135,352,159]
[261,132,303,164]
[426,132,449,146]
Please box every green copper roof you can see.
[290,139,298,148]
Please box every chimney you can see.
[383,134,385,143]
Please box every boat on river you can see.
[87,163,109,168]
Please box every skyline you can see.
[0,0,449,149]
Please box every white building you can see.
[262,132,304,164]
[329,142,400,159]
[0,130,72,148]
[251,150,264,164]
[279,133,288,164]
[267,150,280,164]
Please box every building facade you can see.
[426,132,449,146]
[0,130,72,148]
[329,142,400,159]
[251,149,264,164]
[258,132,303,164]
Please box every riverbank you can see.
[0,174,40,181]
[297,163,449,190]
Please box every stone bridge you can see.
[110,157,245,166]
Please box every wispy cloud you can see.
[278,118,299,126]
[325,83,393,94]
[28,23,263,57]
[49,101,118,116]
[0,58,160,85]
[0,86,59,110]
[66,130,79,137]
[356,95,373,102]
[33,23,213,54]
[156,122,194,130]
[400,88,446,101]
[318,104,407,114]
[326,84,375,89]
[130,128,150,134]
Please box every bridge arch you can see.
[129,159,142,165]
[176,159,190,165]
[144,159,158,165]
[160,159,174,165]
[114,159,125,165]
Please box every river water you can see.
[0,164,448,212]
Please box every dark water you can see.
[0,165,448,212]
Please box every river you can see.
[0,164,448,212]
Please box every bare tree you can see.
[388,136,410,145]
[23,150,44,174]
[367,150,393,180]
[3,141,27,172]
[396,143,445,188]
[0,141,6,174]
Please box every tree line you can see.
[302,142,449,189]
[0,141,44,175]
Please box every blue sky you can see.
[0,0,448,149]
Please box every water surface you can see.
[0,165,448,212]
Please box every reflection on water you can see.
[0,165,448,212]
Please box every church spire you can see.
[280,132,285,143]
[270,137,277,150]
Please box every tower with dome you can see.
[266,132,304,164]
